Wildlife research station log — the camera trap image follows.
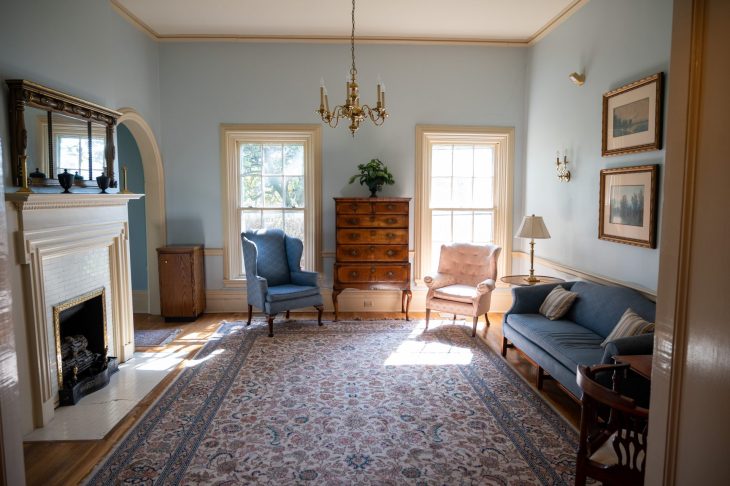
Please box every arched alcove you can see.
[116,108,166,315]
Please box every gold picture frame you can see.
[602,73,663,156]
[599,165,658,248]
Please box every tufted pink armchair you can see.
[424,243,501,337]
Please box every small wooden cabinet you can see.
[333,197,412,320]
[157,245,206,320]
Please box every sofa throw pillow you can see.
[601,307,655,347]
[539,286,578,320]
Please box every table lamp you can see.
[516,214,551,283]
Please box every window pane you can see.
[431,211,452,242]
[241,175,262,207]
[453,177,473,207]
[241,210,262,232]
[474,146,493,178]
[263,144,283,174]
[453,145,474,177]
[262,210,284,230]
[430,177,452,208]
[285,176,305,208]
[474,212,494,243]
[452,211,473,241]
[58,137,81,173]
[431,145,452,177]
[263,176,284,207]
[284,211,305,242]
[431,240,448,271]
[474,177,493,208]
[283,144,304,175]
[240,144,263,175]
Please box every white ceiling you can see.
[112,0,585,44]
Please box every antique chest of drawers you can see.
[333,197,412,320]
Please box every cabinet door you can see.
[159,253,193,317]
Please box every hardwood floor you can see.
[23,311,580,485]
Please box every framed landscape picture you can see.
[599,165,658,248]
[602,73,663,156]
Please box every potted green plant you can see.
[348,158,395,197]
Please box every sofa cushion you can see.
[505,314,605,373]
[539,286,578,320]
[564,281,656,338]
[433,284,477,303]
[266,284,321,303]
[601,308,655,347]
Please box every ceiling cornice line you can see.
[110,0,588,48]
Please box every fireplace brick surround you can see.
[5,192,142,432]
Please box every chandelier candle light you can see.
[516,214,551,283]
[316,0,388,136]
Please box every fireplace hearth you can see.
[53,288,118,405]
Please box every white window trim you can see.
[414,125,514,283]
[220,124,322,286]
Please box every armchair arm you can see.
[601,333,655,364]
[423,273,457,290]
[291,270,319,287]
[505,282,574,317]
[476,278,496,294]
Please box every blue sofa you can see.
[501,281,655,398]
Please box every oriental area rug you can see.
[86,320,579,485]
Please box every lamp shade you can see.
[516,214,551,239]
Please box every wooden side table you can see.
[500,275,565,286]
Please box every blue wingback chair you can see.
[241,229,324,337]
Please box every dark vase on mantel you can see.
[96,174,110,194]
[58,169,73,193]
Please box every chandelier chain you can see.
[350,0,357,76]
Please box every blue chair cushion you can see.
[244,229,291,287]
[505,313,605,373]
[564,281,656,338]
[266,284,321,303]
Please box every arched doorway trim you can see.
[117,108,166,315]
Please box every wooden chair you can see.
[575,363,649,486]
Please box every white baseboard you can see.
[206,286,513,314]
[132,290,149,313]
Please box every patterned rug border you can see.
[85,319,578,485]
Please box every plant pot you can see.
[368,181,384,197]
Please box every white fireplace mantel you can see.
[5,192,143,429]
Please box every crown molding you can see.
[111,0,588,47]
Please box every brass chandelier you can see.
[316,0,388,136]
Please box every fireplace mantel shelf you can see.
[5,192,144,211]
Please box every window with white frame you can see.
[415,126,513,281]
[221,125,321,284]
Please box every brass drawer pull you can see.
[350,271,359,278]
[386,232,396,239]
[347,217,359,225]
[348,233,360,240]
[369,246,375,252]
[386,203,395,210]
[349,249,359,256]
[386,271,395,278]
[386,249,395,257]
[350,203,358,211]
[385,217,397,225]
[370,266,376,273]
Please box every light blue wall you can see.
[118,124,147,291]
[0,0,161,187]
[159,42,527,286]
[522,0,673,292]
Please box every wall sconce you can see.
[556,151,571,182]
[568,72,585,86]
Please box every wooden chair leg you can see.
[247,305,252,325]
[501,336,508,357]
[471,316,478,337]
[285,310,290,319]
[425,308,430,330]
[537,366,545,390]
[453,314,457,322]
[315,305,323,326]
[484,313,490,327]
[267,315,275,337]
